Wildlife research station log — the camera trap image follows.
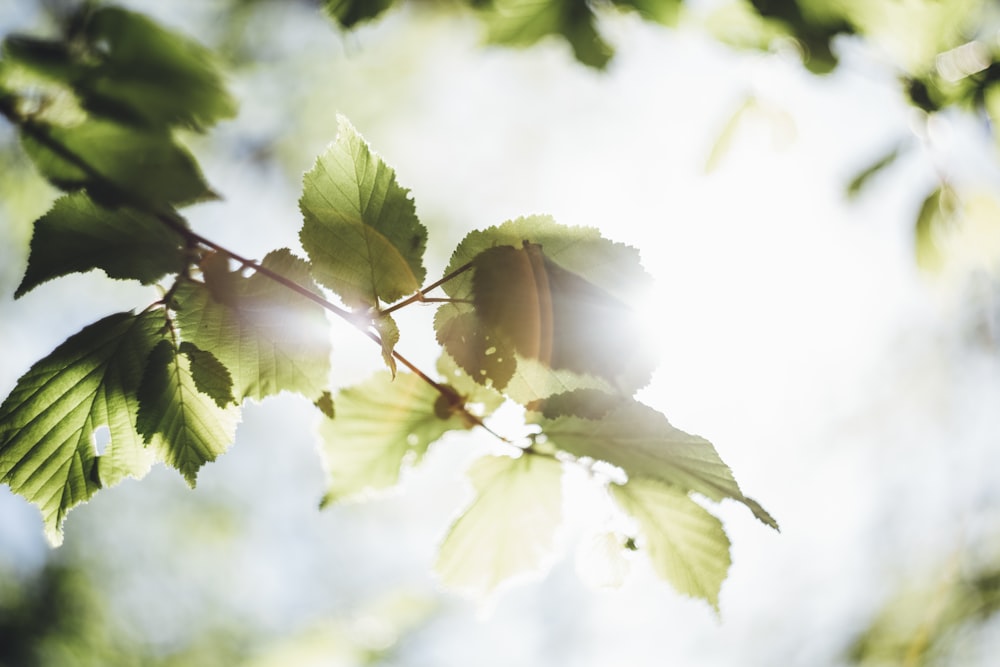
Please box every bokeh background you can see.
[3,0,1000,664]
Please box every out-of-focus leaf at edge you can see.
[299,115,427,308]
[374,314,400,376]
[610,0,683,27]
[3,6,236,131]
[0,311,165,545]
[437,215,653,398]
[538,399,779,530]
[136,339,240,486]
[318,371,479,505]
[611,478,731,610]
[846,144,902,199]
[915,186,957,272]
[435,454,564,597]
[19,118,213,208]
[178,342,236,409]
[477,0,613,69]
[173,249,332,402]
[15,192,186,298]
[471,241,653,388]
[324,0,399,28]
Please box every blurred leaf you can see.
[3,6,235,132]
[173,249,332,402]
[539,398,779,529]
[611,478,731,609]
[19,117,213,208]
[136,339,240,487]
[610,0,683,26]
[299,115,427,309]
[15,192,187,298]
[846,143,902,199]
[319,371,478,504]
[437,215,654,399]
[435,454,564,596]
[705,95,757,173]
[323,0,400,28]
[478,0,613,68]
[914,185,957,272]
[0,310,165,545]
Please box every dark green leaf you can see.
[539,399,779,530]
[178,342,235,409]
[15,193,187,298]
[19,117,212,208]
[0,310,165,544]
[136,339,240,486]
[478,0,613,68]
[299,115,427,309]
[435,454,564,596]
[173,249,332,402]
[610,0,683,26]
[324,0,399,28]
[434,308,517,391]
[318,371,479,504]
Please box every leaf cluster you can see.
[0,3,776,610]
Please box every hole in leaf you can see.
[406,433,419,446]
[93,425,111,455]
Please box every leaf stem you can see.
[380,261,474,316]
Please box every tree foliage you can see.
[0,1,779,611]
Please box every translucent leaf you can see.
[173,249,332,402]
[136,340,240,486]
[3,6,236,131]
[299,115,427,308]
[539,399,779,530]
[373,314,400,376]
[435,454,564,597]
[15,192,187,298]
[19,117,212,208]
[324,0,399,28]
[436,216,654,398]
[0,311,165,545]
[611,478,731,610]
[435,352,505,416]
[318,371,478,504]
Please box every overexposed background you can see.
[2,1,1000,664]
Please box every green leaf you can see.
[324,0,399,28]
[3,6,236,131]
[0,310,166,545]
[611,478,731,610]
[435,454,564,597]
[915,185,957,272]
[173,249,332,402]
[19,117,212,208]
[539,398,779,530]
[299,115,427,309]
[610,0,683,26]
[178,342,235,409]
[319,371,478,504]
[478,0,614,68]
[436,216,655,398]
[15,192,187,298]
[846,144,902,199]
[136,339,240,486]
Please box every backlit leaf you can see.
[299,115,427,308]
[0,310,165,545]
[373,314,400,376]
[178,342,235,409]
[15,192,187,298]
[136,340,239,486]
[319,371,478,504]
[478,0,613,68]
[539,398,779,530]
[914,185,957,272]
[173,249,332,402]
[611,478,731,609]
[435,454,564,597]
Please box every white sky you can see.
[3,2,1000,665]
